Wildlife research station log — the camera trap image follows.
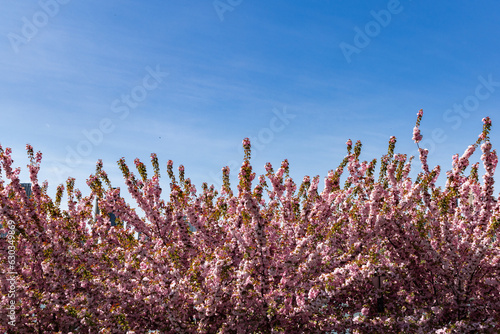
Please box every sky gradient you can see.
[1,0,500,208]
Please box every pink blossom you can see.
[412,126,422,143]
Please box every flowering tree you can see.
[349,113,500,333]
[1,111,499,333]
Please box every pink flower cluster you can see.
[412,126,422,144]
[412,109,424,144]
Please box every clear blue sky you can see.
[1,0,499,206]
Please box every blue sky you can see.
[1,0,500,207]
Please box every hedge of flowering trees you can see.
[0,111,499,333]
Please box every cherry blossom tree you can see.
[348,113,499,333]
[1,111,499,333]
